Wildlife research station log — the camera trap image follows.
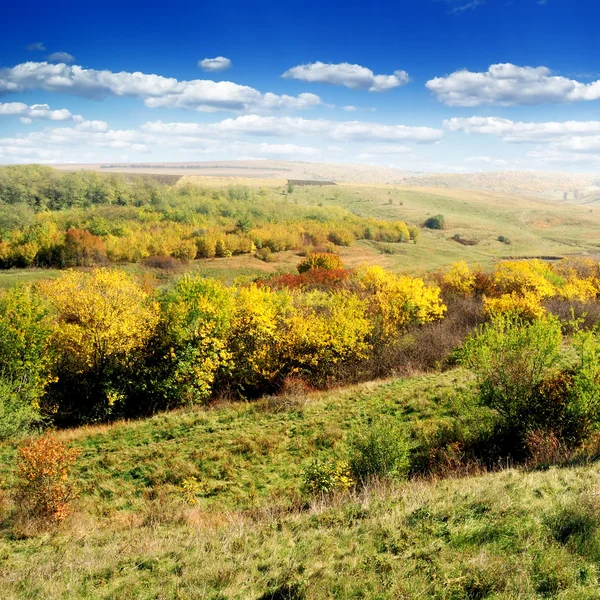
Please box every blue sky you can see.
[1,0,599,172]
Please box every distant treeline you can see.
[100,164,293,172]
[0,165,419,269]
[287,179,336,186]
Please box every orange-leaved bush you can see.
[14,436,80,525]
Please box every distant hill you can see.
[51,160,600,202]
[402,171,600,203]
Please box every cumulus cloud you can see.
[444,116,600,144]
[141,115,443,143]
[0,61,323,113]
[27,42,46,51]
[282,62,409,92]
[445,115,600,167]
[198,56,232,72]
[427,63,600,106]
[0,102,73,121]
[47,52,75,64]
[0,121,329,163]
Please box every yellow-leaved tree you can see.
[226,284,293,394]
[442,261,477,296]
[284,290,373,384]
[156,276,234,406]
[38,269,159,424]
[355,266,446,341]
[491,260,556,298]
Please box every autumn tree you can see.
[149,276,234,408]
[38,269,159,424]
[62,228,107,267]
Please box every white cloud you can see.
[27,42,46,51]
[445,115,600,168]
[0,61,323,113]
[427,63,600,106]
[47,52,75,64]
[447,0,484,14]
[527,148,600,165]
[0,102,73,121]
[282,62,409,92]
[0,111,444,166]
[0,121,326,163]
[198,56,232,72]
[444,116,600,144]
[141,115,443,143]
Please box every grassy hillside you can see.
[2,168,600,291]
[182,177,600,273]
[2,370,600,598]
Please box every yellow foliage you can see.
[557,277,598,301]
[442,261,476,295]
[483,292,547,320]
[229,285,293,388]
[491,260,556,298]
[38,269,159,372]
[285,291,372,372]
[356,266,446,338]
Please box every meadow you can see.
[2,372,600,598]
[4,166,600,598]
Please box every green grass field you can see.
[2,370,600,598]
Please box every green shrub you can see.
[302,458,354,496]
[423,214,446,230]
[498,235,512,245]
[460,314,563,430]
[255,247,276,263]
[0,381,42,440]
[0,286,51,437]
[349,420,410,483]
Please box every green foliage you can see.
[155,276,233,406]
[301,458,354,496]
[348,419,410,483]
[460,314,600,448]
[0,286,51,438]
[423,214,446,230]
[0,204,35,239]
[0,381,42,440]
[461,314,563,428]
